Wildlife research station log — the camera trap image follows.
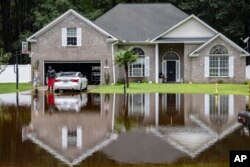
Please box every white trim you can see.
[189,33,250,56]
[153,40,207,44]
[27,133,118,166]
[27,9,117,42]
[119,41,153,44]
[151,15,218,42]
[155,44,159,83]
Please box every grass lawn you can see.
[0,83,32,94]
[90,83,249,95]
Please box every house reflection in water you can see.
[103,93,245,163]
[151,94,245,158]
[22,91,117,166]
[22,92,246,165]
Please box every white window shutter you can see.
[144,94,150,116]
[62,126,67,149]
[62,28,67,46]
[204,94,209,116]
[204,57,209,77]
[77,28,82,46]
[145,56,149,77]
[229,56,234,77]
[77,127,82,148]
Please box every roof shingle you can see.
[95,3,189,41]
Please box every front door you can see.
[167,61,176,82]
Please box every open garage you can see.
[44,61,101,85]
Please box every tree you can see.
[33,0,74,29]
[0,48,11,74]
[115,48,138,88]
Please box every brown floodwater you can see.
[0,91,250,167]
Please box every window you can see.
[62,27,81,46]
[67,130,77,147]
[62,127,82,149]
[209,56,229,76]
[209,95,229,125]
[130,57,145,76]
[128,94,150,117]
[67,28,77,46]
[129,48,145,77]
[204,94,234,125]
[209,45,229,77]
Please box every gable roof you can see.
[151,15,218,42]
[189,33,250,57]
[94,3,189,41]
[27,9,117,42]
[26,133,117,166]
[150,114,241,158]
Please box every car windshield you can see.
[59,72,77,77]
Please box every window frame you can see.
[209,45,229,77]
[129,48,145,77]
[66,27,77,46]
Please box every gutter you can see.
[111,41,119,84]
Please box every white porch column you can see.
[155,44,159,83]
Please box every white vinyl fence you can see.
[0,64,31,83]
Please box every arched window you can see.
[209,45,229,77]
[162,51,179,60]
[129,47,146,77]
[132,47,145,55]
[210,45,228,55]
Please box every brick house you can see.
[27,3,250,85]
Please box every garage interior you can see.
[44,61,101,85]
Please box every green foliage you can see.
[0,0,249,59]
[0,49,11,74]
[90,83,249,95]
[115,48,138,88]
[179,0,250,42]
[115,48,138,66]
[33,0,74,29]
[0,83,32,94]
[0,49,11,64]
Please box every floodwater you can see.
[0,91,250,167]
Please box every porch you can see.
[155,43,184,83]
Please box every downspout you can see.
[111,41,118,84]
